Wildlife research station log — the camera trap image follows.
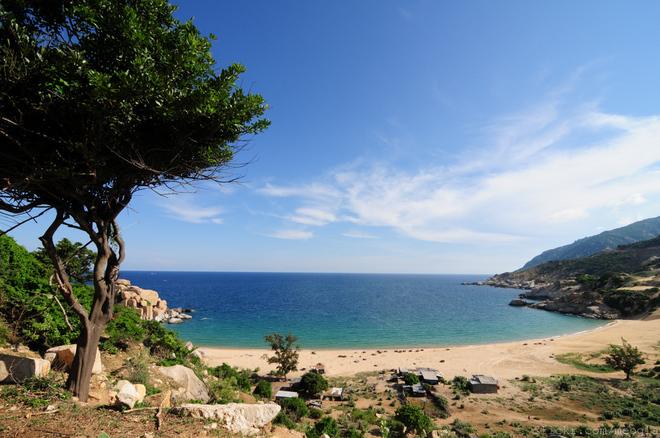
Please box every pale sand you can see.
[199,317,660,380]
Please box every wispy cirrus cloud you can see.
[159,199,224,224]
[258,89,660,243]
[267,229,314,240]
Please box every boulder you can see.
[508,299,529,307]
[116,279,132,287]
[0,353,51,383]
[139,289,160,305]
[44,344,103,374]
[175,403,281,435]
[157,365,209,403]
[167,317,183,324]
[156,299,168,310]
[114,380,145,409]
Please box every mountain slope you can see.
[522,216,660,269]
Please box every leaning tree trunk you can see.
[41,210,125,402]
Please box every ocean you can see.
[121,271,606,349]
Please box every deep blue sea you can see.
[121,271,606,349]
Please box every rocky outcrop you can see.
[175,403,281,436]
[157,364,209,403]
[44,344,104,374]
[116,279,192,324]
[111,380,146,409]
[508,299,529,307]
[0,353,50,383]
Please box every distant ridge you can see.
[522,216,660,269]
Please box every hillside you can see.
[484,236,660,319]
[522,216,660,269]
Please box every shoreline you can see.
[198,317,659,379]
[191,320,616,352]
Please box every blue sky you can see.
[8,1,660,273]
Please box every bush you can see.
[452,376,470,395]
[451,419,475,436]
[253,379,272,399]
[395,405,433,435]
[142,319,197,366]
[209,363,252,391]
[299,371,329,397]
[402,372,420,385]
[308,407,323,419]
[274,411,297,429]
[208,378,240,404]
[0,375,71,408]
[279,397,309,421]
[307,417,338,438]
[101,306,145,353]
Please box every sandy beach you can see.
[200,316,660,380]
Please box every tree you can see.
[0,0,268,401]
[264,333,299,379]
[34,238,95,284]
[605,338,645,380]
[299,371,329,397]
[395,405,433,436]
[403,372,420,385]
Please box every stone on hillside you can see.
[44,344,103,374]
[114,380,145,409]
[0,353,51,383]
[157,364,209,403]
[175,403,281,436]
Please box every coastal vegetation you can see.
[265,332,300,379]
[0,0,268,401]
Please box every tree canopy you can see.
[605,339,645,380]
[0,0,268,401]
[265,333,299,379]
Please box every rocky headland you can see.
[115,279,193,324]
[470,237,660,320]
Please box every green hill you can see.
[522,216,660,269]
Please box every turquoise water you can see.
[121,271,606,348]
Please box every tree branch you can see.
[39,210,90,326]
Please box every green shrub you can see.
[279,397,309,421]
[307,417,338,438]
[299,371,329,397]
[208,378,240,404]
[253,379,272,399]
[452,376,470,395]
[274,411,297,429]
[142,319,197,366]
[402,372,420,385]
[101,306,145,353]
[0,375,71,408]
[395,405,433,435]
[209,363,252,391]
[451,419,475,436]
[308,407,323,419]
[0,316,10,347]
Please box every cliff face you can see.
[485,237,660,319]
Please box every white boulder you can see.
[157,364,209,403]
[114,380,145,409]
[175,403,281,435]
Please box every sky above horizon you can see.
[8,1,660,274]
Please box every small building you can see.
[398,367,409,376]
[419,369,439,385]
[410,383,426,397]
[469,375,498,394]
[275,390,299,400]
[324,387,344,401]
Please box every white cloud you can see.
[268,229,314,240]
[342,230,378,239]
[288,207,336,226]
[159,199,224,224]
[258,96,660,244]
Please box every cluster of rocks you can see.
[115,279,192,324]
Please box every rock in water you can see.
[175,403,281,435]
[44,344,104,374]
[0,354,51,383]
[508,299,529,307]
[157,364,210,403]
